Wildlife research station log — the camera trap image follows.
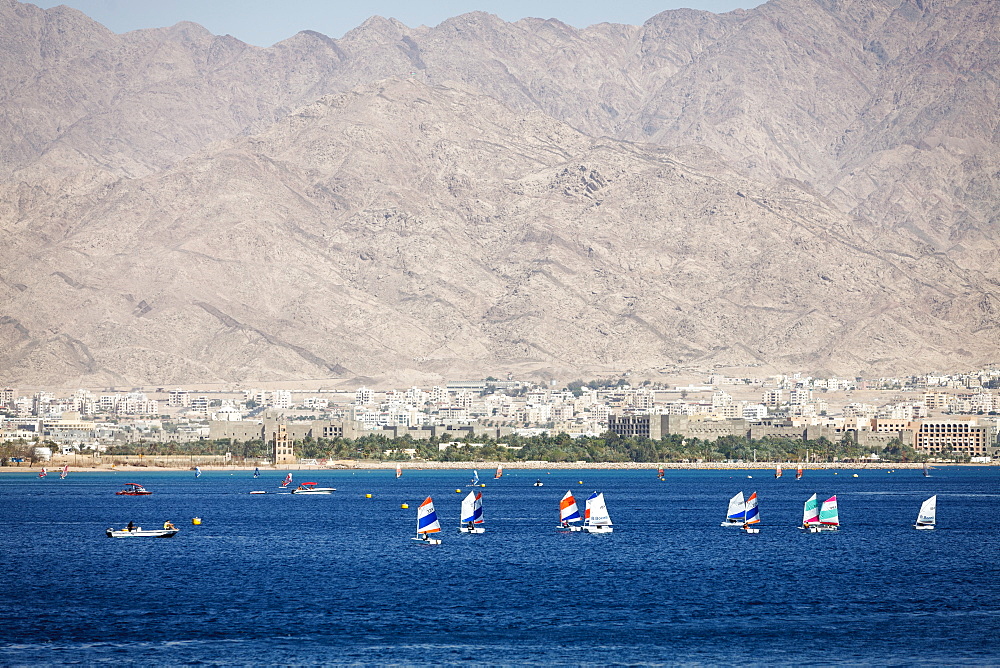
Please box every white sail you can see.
[460,491,476,524]
[725,492,746,521]
[584,492,612,526]
[916,495,937,526]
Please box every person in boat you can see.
[561,520,570,528]
[126,521,135,532]
[163,521,176,530]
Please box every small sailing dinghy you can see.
[802,494,840,532]
[558,491,584,531]
[775,465,783,479]
[914,495,936,530]
[721,492,746,527]
[413,496,443,544]
[459,491,485,533]
[582,492,613,534]
[742,491,760,533]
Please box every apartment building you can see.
[912,418,998,457]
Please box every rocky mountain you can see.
[0,0,996,386]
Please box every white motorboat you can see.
[106,526,178,538]
[291,482,336,494]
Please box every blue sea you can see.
[1,466,998,666]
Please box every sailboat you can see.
[582,492,613,534]
[923,462,931,478]
[459,491,485,533]
[720,492,746,526]
[802,494,840,532]
[775,464,783,479]
[396,463,402,479]
[59,465,68,480]
[914,495,937,530]
[742,491,760,534]
[494,465,503,479]
[253,467,260,479]
[558,491,584,531]
[194,466,202,478]
[470,470,480,486]
[38,467,47,478]
[413,496,443,544]
[657,467,665,481]
[281,473,292,488]
[795,465,803,480]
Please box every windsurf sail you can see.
[583,492,612,527]
[916,495,936,527]
[819,495,839,526]
[396,464,402,479]
[494,465,503,479]
[59,465,68,480]
[253,467,260,478]
[460,491,484,526]
[803,493,820,526]
[194,466,202,478]
[416,496,442,535]
[726,491,746,522]
[560,491,582,525]
[923,462,931,478]
[796,465,803,480]
[775,464,783,478]
[281,473,292,488]
[744,491,760,525]
[38,467,47,478]
[471,470,480,486]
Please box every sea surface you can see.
[1,466,998,666]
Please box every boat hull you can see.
[411,536,442,545]
[582,524,613,534]
[802,525,839,533]
[742,526,761,534]
[291,488,336,494]
[106,528,178,538]
[459,526,485,533]
[914,524,935,530]
[115,491,152,496]
[720,520,744,527]
[557,524,584,531]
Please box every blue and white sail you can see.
[194,467,202,478]
[253,467,260,478]
[744,491,760,525]
[415,496,442,540]
[460,491,485,533]
[471,470,480,486]
[722,491,746,526]
[582,492,613,533]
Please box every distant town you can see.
[2,366,999,466]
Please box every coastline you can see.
[7,460,984,473]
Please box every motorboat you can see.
[106,526,178,538]
[291,482,336,494]
[115,483,152,496]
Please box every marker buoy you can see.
[401,503,409,509]
[578,481,583,484]
[365,493,372,498]
[455,489,462,493]
[192,517,202,525]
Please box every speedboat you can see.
[533,480,544,487]
[291,482,336,494]
[115,483,152,496]
[106,526,178,538]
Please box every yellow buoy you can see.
[480,484,486,487]
[192,517,201,525]
[455,489,462,493]
[852,474,859,478]
[365,493,372,498]
[578,481,583,484]
[401,503,409,509]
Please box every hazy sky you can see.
[33,1,764,47]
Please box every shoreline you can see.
[6,461,987,473]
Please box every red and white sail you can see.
[416,496,442,534]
